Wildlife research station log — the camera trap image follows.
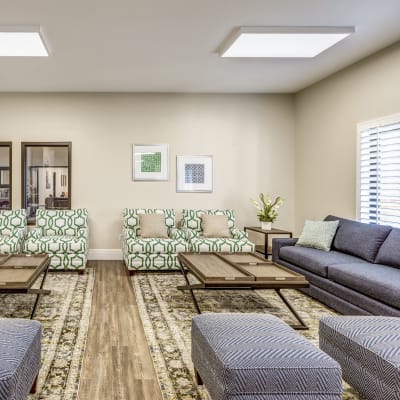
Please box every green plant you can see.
[251,193,284,222]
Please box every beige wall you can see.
[294,42,400,234]
[0,93,295,251]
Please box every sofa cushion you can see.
[201,214,231,238]
[36,208,88,236]
[325,215,392,262]
[328,263,400,309]
[375,228,400,269]
[296,220,339,251]
[279,246,365,277]
[139,213,168,238]
[123,208,175,236]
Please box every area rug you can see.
[0,268,94,400]
[132,273,362,400]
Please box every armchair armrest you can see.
[26,227,43,241]
[122,228,136,240]
[170,228,186,241]
[8,228,27,240]
[272,238,298,262]
[182,228,200,241]
[231,228,248,240]
[77,228,89,241]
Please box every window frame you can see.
[357,113,400,226]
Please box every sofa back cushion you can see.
[0,209,26,235]
[375,228,400,269]
[123,208,175,236]
[36,208,88,236]
[182,209,235,232]
[325,215,392,262]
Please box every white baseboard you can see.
[88,249,123,260]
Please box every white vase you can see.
[261,221,272,230]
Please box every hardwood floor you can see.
[78,261,163,400]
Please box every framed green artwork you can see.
[133,144,169,181]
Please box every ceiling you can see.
[1,0,400,93]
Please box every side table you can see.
[244,227,292,259]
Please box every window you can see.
[21,142,71,223]
[358,114,400,227]
[0,142,12,210]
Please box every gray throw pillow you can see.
[296,220,339,252]
[139,213,168,238]
[201,214,231,238]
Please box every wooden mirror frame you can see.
[0,142,12,210]
[21,142,72,223]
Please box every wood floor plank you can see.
[78,261,163,400]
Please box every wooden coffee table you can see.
[177,252,309,330]
[0,254,51,319]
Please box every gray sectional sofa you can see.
[272,215,400,316]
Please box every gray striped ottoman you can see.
[0,319,41,400]
[320,316,400,400]
[192,313,342,400]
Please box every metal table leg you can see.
[178,263,202,314]
[275,289,308,330]
[29,263,51,319]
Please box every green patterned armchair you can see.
[182,209,255,252]
[23,208,89,271]
[122,208,189,272]
[0,209,27,254]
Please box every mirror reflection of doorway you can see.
[21,142,71,223]
[0,142,12,210]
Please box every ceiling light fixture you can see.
[0,26,48,57]
[219,26,355,58]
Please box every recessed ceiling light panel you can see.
[0,26,48,57]
[219,26,355,58]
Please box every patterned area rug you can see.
[0,268,94,400]
[132,273,362,400]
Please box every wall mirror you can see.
[22,142,72,223]
[0,142,12,210]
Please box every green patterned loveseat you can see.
[23,208,89,271]
[0,209,27,254]
[182,209,255,252]
[122,208,189,272]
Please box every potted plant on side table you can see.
[251,193,284,230]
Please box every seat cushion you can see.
[325,215,392,262]
[126,238,189,254]
[24,235,87,254]
[190,237,254,252]
[0,318,41,400]
[328,263,400,308]
[375,228,400,269]
[279,246,365,277]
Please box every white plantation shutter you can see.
[358,114,400,227]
